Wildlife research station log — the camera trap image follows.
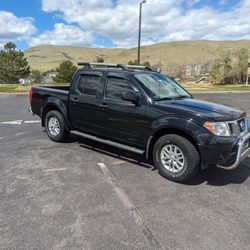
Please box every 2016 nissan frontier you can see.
[29,63,250,182]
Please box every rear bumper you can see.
[217,132,250,170]
[28,107,35,116]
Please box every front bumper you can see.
[217,132,250,170]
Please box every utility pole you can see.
[137,0,146,65]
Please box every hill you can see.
[24,40,250,72]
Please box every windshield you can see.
[134,73,190,100]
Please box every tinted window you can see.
[78,75,99,96]
[78,75,85,93]
[105,77,131,100]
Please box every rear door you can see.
[69,71,104,134]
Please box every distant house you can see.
[19,77,33,85]
[47,71,58,78]
[194,64,209,75]
[41,76,54,83]
[183,63,209,76]
[41,71,58,83]
[184,65,193,76]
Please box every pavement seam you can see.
[98,162,162,249]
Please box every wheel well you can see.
[148,128,200,160]
[41,104,61,127]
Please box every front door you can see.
[99,73,147,147]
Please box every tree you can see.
[128,59,139,65]
[230,58,239,85]
[209,51,232,84]
[235,48,248,84]
[31,70,42,83]
[209,59,224,84]
[0,42,30,83]
[165,64,184,79]
[220,51,232,84]
[142,61,151,67]
[96,56,104,63]
[210,49,249,84]
[53,60,77,83]
[128,59,151,67]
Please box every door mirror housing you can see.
[121,90,141,106]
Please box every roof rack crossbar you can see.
[77,62,154,71]
[78,62,127,69]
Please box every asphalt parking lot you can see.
[0,93,250,250]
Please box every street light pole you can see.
[137,0,146,65]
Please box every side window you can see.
[105,77,131,100]
[78,75,100,96]
[78,75,85,93]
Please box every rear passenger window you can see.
[78,75,100,96]
[105,77,131,100]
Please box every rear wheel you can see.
[45,110,69,142]
[153,134,200,182]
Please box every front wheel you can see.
[45,110,69,142]
[153,134,200,182]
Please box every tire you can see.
[153,134,200,182]
[45,110,69,142]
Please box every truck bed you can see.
[31,85,70,117]
[33,85,70,92]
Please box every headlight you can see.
[203,121,231,136]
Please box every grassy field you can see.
[184,84,250,93]
[25,40,250,72]
[1,83,250,94]
[0,83,69,93]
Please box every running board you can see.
[71,131,145,155]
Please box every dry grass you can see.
[183,83,250,93]
[1,82,250,94]
[25,40,250,72]
[0,82,68,93]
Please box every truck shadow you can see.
[185,160,250,186]
[68,135,250,186]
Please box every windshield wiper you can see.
[154,97,174,101]
[154,96,190,101]
[173,95,190,99]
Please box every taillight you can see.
[29,89,33,103]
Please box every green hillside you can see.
[25,40,250,72]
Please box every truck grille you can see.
[237,118,247,133]
[228,118,248,136]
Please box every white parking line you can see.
[43,168,68,172]
[24,120,40,124]
[15,132,27,136]
[1,120,23,125]
[98,162,161,249]
[1,120,40,125]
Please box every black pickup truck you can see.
[29,63,250,182]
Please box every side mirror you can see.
[121,90,141,106]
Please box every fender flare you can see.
[145,116,205,159]
[41,97,71,129]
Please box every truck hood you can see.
[157,98,245,121]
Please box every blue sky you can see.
[0,0,248,50]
